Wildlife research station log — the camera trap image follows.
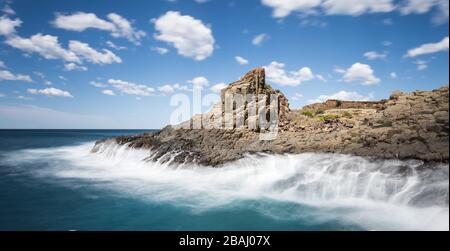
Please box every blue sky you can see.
[0,0,448,129]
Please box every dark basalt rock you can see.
[92,68,449,167]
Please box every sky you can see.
[0,0,448,129]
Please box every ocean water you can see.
[0,130,448,231]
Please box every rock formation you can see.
[92,68,449,166]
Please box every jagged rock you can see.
[92,67,449,167]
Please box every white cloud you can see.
[158,84,175,93]
[390,72,398,79]
[106,41,127,50]
[2,4,15,15]
[235,56,249,65]
[90,81,107,88]
[17,95,33,100]
[5,33,81,63]
[414,60,428,71]
[107,79,155,96]
[0,60,6,68]
[308,91,374,104]
[252,33,269,46]
[27,87,73,98]
[64,63,88,71]
[316,74,327,82]
[0,70,33,82]
[264,61,315,86]
[261,0,447,24]
[188,76,209,88]
[364,51,388,60]
[4,31,121,67]
[153,11,215,61]
[382,40,392,46]
[261,0,322,18]
[152,46,169,55]
[157,84,189,93]
[339,62,380,85]
[322,0,395,16]
[68,40,122,65]
[101,89,115,96]
[53,12,146,44]
[406,36,449,57]
[210,82,228,93]
[107,13,146,44]
[0,16,21,36]
[291,93,304,101]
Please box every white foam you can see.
[4,141,449,231]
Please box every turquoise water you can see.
[0,130,448,230]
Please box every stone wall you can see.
[302,100,385,111]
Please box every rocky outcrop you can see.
[302,99,385,111]
[92,68,449,166]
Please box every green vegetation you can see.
[315,109,325,115]
[301,111,314,118]
[342,111,353,119]
[319,114,340,122]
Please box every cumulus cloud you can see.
[364,51,388,60]
[399,0,449,24]
[291,92,304,101]
[322,0,394,16]
[2,3,15,15]
[3,31,122,67]
[64,63,87,71]
[106,41,127,50]
[188,76,209,89]
[53,12,146,44]
[68,40,122,64]
[390,72,398,79]
[261,0,322,18]
[308,91,374,104]
[0,15,21,36]
[261,0,447,24]
[338,62,380,85]
[406,36,449,57]
[101,89,115,96]
[158,83,190,93]
[210,82,228,93]
[0,70,33,82]
[5,33,81,63]
[414,60,428,71]
[27,87,73,98]
[90,81,107,88]
[235,56,249,65]
[264,61,315,86]
[153,11,215,61]
[252,33,269,46]
[151,46,169,55]
[107,79,155,96]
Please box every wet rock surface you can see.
[93,68,449,167]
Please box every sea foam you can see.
[3,141,449,231]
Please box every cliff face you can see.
[93,68,449,166]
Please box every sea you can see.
[0,129,448,231]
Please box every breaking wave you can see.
[3,141,449,231]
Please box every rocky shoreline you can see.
[92,68,449,167]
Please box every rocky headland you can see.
[93,68,449,167]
